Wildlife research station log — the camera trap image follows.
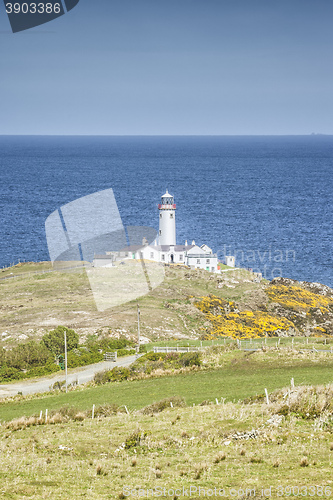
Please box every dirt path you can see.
[0,355,137,399]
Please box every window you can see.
[179,254,183,261]
[159,230,161,235]
[206,259,210,264]
[170,213,173,218]
[162,254,165,261]
[197,259,200,264]
[160,213,162,218]
[211,267,215,272]
[150,252,154,259]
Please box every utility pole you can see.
[64,330,68,393]
[137,304,140,357]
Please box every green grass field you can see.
[2,351,333,422]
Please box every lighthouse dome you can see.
[160,189,175,206]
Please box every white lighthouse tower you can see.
[158,190,176,245]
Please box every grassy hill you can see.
[1,262,332,350]
[0,262,263,345]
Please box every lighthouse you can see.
[158,189,176,245]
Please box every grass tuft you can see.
[213,452,226,463]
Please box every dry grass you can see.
[0,397,322,499]
[268,384,333,419]
[213,451,226,463]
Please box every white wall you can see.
[159,209,176,245]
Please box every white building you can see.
[93,190,219,273]
[158,189,176,246]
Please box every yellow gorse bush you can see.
[267,285,333,314]
[194,295,294,339]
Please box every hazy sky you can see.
[1,0,333,135]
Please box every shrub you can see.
[93,367,130,385]
[180,352,201,367]
[93,370,110,385]
[132,351,202,373]
[272,384,333,419]
[42,326,79,355]
[0,366,23,382]
[214,452,226,463]
[66,351,103,368]
[141,396,186,415]
[0,341,51,370]
[108,367,131,381]
[94,404,121,417]
[74,412,85,421]
[56,406,81,420]
[116,349,136,357]
[125,430,150,449]
[49,413,63,424]
[98,337,134,351]
[300,457,309,467]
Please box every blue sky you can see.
[1,0,333,135]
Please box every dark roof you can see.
[117,245,144,252]
[174,245,195,251]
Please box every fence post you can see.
[264,389,269,405]
[45,409,48,423]
[92,404,95,419]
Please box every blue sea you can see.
[0,136,332,288]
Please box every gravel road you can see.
[0,355,137,399]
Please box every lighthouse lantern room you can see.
[158,189,176,245]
